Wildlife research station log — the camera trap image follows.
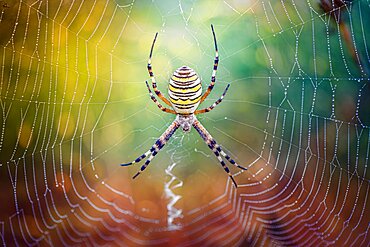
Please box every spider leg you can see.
[132,152,157,179]
[199,24,219,104]
[121,120,180,179]
[148,32,172,107]
[214,144,248,170]
[194,84,230,115]
[214,149,238,188]
[120,149,152,167]
[193,119,245,188]
[145,81,176,114]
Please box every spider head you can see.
[176,114,195,133]
[182,123,191,133]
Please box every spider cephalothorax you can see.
[121,25,247,188]
[176,114,195,133]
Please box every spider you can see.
[121,25,247,188]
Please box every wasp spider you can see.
[121,25,247,188]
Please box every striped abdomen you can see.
[168,66,202,114]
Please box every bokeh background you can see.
[0,0,369,246]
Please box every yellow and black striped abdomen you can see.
[168,66,202,114]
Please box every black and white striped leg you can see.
[193,119,245,188]
[214,143,248,170]
[148,32,172,107]
[132,151,158,179]
[213,149,238,188]
[121,120,180,179]
[195,84,230,115]
[145,81,176,114]
[200,24,219,103]
[121,148,153,167]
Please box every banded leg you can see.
[121,120,180,178]
[199,24,219,103]
[195,84,230,114]
[214,149,238,188]
[121,149,153,167]
[214,143,247,170]
[193,119,246,188]
[148,32,172,107]
[145,81,176,114]
[132,151,158,179]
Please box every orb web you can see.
[0,0,369,246]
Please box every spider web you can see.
[0,0,369,246]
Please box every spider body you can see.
[121,25,247,188]
[176,114,195,133]
[169,66,202,115]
